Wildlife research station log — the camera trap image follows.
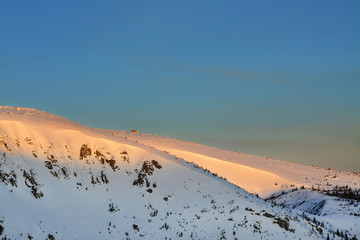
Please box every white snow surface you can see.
[0,106,359,239]
[105,129,359,199]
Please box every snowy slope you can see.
[0,106,358,240]
[113,131,359,199]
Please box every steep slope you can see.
[106,129,360,238]
[114,131,359,198]
[0,107,358,239]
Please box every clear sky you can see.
[1,1,359,171]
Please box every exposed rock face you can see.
[0,138,11,152]
[95,150,119,171]
[133,160,162,187]
[23,169,43,199]
[79,144,92,160]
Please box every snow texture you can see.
[0,106,359,240]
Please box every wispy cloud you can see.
[122,60,259,82]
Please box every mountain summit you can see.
[0,106,359,239]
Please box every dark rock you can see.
[133,224,139,232]
[151,160,162,169]
[79,144,92,160]
[44,161,53,170]
[47,234,55,240]
[0,139,11,152]
[263,212,275,218]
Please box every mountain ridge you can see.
[0,106,359,239]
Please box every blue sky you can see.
[1,1,359,171]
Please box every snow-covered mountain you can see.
[0,106,359,240]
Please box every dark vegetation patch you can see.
[318,185,360,201]
[302,214,327,236]
[273,217,294,233]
